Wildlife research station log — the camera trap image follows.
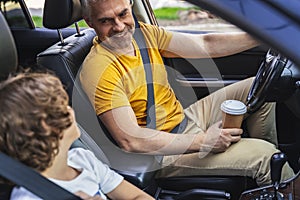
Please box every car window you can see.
[25,0,88,28]
[0,0,30,28]
[25,0,44,27]
[149,0,241,32]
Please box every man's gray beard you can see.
[102,29,134,53]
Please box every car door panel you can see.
[11,28,77,67]
[164,37,268,107]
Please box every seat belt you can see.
[133,14,156,130]
[133,14,165,162]
[133,15,188,134]
[0,152,81,200]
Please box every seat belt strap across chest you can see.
[133,16,188,134]
[133,15,164,162]
[133,16,156,130]
[0,152,81,200]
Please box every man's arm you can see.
[99,106,243,155]
[162,31,259,58]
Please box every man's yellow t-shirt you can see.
[80,22,184,132]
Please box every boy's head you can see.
[0,73,72,173]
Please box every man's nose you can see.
[112,18,125,32]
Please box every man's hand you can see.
[200,121,243,153]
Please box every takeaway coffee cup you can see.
[220,100,247,128]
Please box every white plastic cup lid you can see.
[220,100,247,115]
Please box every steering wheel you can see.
[246,49,287,113]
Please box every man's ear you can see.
[83,16,93,28]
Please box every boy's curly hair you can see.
[0,73,72,177]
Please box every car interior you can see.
[0,0,299,199]
[39,0,264,199]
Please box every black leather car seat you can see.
[37,0,258,199]
[36,0,96,104]
[0,11,18,81]
[0,10,19,199]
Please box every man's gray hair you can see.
[81,0,133,18]
[81,0,97,18]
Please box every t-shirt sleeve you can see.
[68,148,124,194]
[10,186,42,200]
[94,64,130,115]
[139,22,173,54]
[80,51,130,116]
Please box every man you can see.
[80,0,294,186]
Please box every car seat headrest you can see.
[43,0,82,29]
[0,12,17,81]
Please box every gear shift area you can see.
[239,152,298,200]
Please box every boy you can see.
[0,73,154,200]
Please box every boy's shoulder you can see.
[68,148,96,164]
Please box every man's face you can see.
[85,0,135,52]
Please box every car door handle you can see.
[175,78,238,87]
